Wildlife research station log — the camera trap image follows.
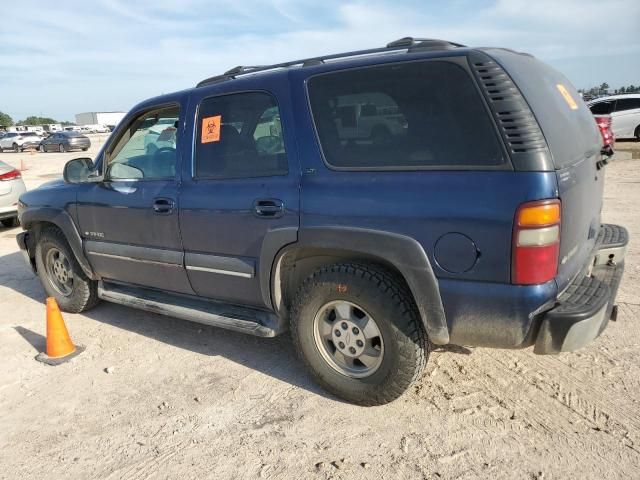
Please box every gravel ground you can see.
[0,137,639,479]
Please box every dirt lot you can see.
[0,138,639,479]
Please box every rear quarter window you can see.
[307,60,505,170]
[590,101,615,115]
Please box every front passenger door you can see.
[76,102,194,295]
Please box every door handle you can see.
[153,197,175,215]
[253,199,284,218]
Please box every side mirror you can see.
[63,157,99,184]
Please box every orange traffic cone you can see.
[35,297,84,365]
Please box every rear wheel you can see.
[13,143,19,153]
[35,227,99,313]
[290,263,428,405]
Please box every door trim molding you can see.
[85,240,184,266]
[185,252,255,278]
[185,265,253,278]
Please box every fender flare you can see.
[20,207,97,280]
[272,226,449,345]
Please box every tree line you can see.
[0,112,74,128]
[578,83,640,98]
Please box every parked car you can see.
[16,37,628,405]
[0,131,42,152]
[39,131,91,153]
[0,160,26,227]
[588,94,640,140]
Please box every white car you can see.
[0,160,27,227]
[588,94,640,140]
[0,132,42,152]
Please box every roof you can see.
[195,37,466,88]
[589,93,640,102]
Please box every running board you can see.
[98,281,285,337]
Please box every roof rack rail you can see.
[196,37,465,88]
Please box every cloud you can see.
[0,0,638,121]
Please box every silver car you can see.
[0,160,27,227]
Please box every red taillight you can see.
[512,199,561,285]
[595,116,615,147]
[0,169,21,181]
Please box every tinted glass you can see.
[195,92,288,179]
[614,98,640,112]
[308,60,504,169]
[107,105,179,180]
[589,101,615,115]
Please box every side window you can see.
[308,60,504,169]
[590,101,615,115]
[195,92,288,179]
[106,105,179,180]
[614,98,640,112]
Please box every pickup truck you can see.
[16,37,628,405]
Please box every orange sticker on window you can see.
[556,84,578,110]
[201,115,222,143]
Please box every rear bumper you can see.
[534,224,628,354]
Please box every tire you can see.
[13,143,19,153]
[1,217,18,228]
[59,143,66,153]
[35,227,99,313]
[635,125,640,141]
[82,147,88,151]
[290,263,428,405]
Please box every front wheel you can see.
[35,227,99,313]
[13,143,19,153]
[291,263,428,405]
[58,143,66,153]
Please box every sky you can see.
[1,0,639,122]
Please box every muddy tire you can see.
[290,263,428,405]
[35,227,99,313]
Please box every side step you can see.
[594,224,629,267]
[98,281,285,337]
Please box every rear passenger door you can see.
[179,78,299,308]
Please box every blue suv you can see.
[16,38,628,405]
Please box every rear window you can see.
[590,101,615,115]
[307,60,504,169]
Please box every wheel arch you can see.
[270,227,449,345]
[21,207,97,280]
